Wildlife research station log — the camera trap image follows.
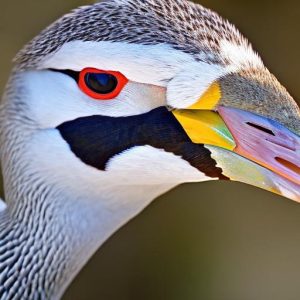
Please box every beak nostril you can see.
[275,157,300,175]
[246,122,275,136]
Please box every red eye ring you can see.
[78,68,128,100]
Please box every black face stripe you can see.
[50,69,79,82]
[57,107,229,180]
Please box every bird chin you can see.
[205,144,300,202]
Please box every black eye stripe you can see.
[57,107,229,180]
[50,69,80,82]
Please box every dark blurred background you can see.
[1,1,300,299]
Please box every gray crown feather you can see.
[15,0,251,70]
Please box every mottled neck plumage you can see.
[0,171,165,299]
[0,199,70,299]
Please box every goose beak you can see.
[172,106,300,202]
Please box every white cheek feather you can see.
[220,39,264,70]
[167,61,227,108]
[106,145,212,185]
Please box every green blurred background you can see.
[1,1,300,299]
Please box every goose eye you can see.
[79,68,128,100]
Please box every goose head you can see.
[8,0,299,200]
[1,0,299,298]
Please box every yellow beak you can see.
[172,109,236,151]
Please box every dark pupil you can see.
[85,73,118,94]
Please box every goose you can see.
[1,0,300,299]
